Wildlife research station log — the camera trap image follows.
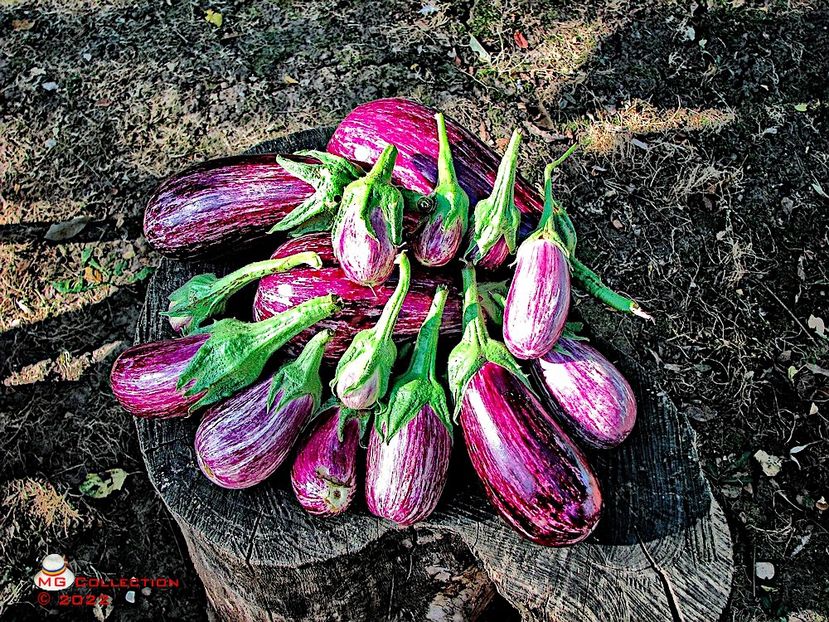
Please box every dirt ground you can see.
[1,0,827,620]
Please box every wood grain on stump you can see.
[134,129,734,622]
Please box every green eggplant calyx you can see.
[266,329,333,414]
[162,252,322,335]
[177,295,340,411]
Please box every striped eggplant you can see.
[531,338,637,449]
[411,114,470,267]
[503,164,571,360]
[466,129,523,270]
[327,98,542,229]
[165,251,322,335]
[110,295,338,417]
[291,408,360,517]
[367,287,453,526]
[253,234,462,361]
[144,152,360,259]
[195,331,331,489]
[448,264,601,545]
[332,253,411,410]
[332,144,403,286]
[110,334,208,419]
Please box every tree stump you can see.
[134,129,734,622]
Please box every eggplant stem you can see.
[570,257,652,319]
[372,252,412,342]
[214,252,321,295]
[408,286,448,377]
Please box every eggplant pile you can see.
[115,98,652,547]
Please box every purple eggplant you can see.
[195,330,331,489]
[110,334,208,419]
[165,251,322,335]
[531,338,637,449]
[111,295,338,418]
[448,264,601,545]
[412,114,470,267]
[503,164,571,359]
[332,144,402,286]
[466,129,523,270]
[366,287,453,525]
[333,253,411,410]
[144,153,360,259]
[253,234,462,361]
[291,408,360,517]
[327,98,543,219]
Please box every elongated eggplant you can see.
[332,144,403,286]
[110,334,207,419]
[367,288,453,526]
[195,331,331,489]
[144,152,359,258]
[111,295,338,418]
[333,253,410,409]
[327,98,542,227]
[448,264,601,545]
[503,164,571,359]
[253,234,461,361]
[531,338,637,449]
[291,408,360,517]
[412,114,470,267]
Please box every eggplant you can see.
[291,408,360,517]
[503,164,571,360]
[332,144,403,286]
[411,114,470,267]
[165,251,322,335]
[333,253,411,410]
[195,331,331,489]
[531,338,637,449]
[144,152,360,259]
[327,98,542,226]
[466,129,523,269]
[367,287,453,526]
[111,295,338,417]
[253,234,462,361]
[448,264,601,545]
[110,334,207,419]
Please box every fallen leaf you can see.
[630,137,650,150]
[816,497,828,512]
[813,182,829,200]
[469,34,492,64]
[80,468,128,499]
[790,532,812,556]
[755,561,775,580]
[753,450,782,477]
[419,1,439,15]
[681,25,696,41]
[83,266,103,284]
[12,19,35,31]
[809,403,818,416]
[282,75,299,85]
[807,315,825,337]
[205,9,223,27]
[514,31,529,49]
[45,216,89,241]
[42,81,59,91]
[794,103,808,112]
[804,363,829,377]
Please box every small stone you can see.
[141,587,151,596]
[125,590,135,603]
[755,561,775,580]
[42,81,59,91]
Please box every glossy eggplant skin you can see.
[328,98,541,230]
[531,338,637,449]
[460,362,602,546]
[110,334,207,419]
[504,237,571,360]
[144,154,315,258]
[291,409,359,517]
[253,234,462,361]
[195,379,314,489]
[365,406,452,526]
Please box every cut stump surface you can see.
[135,128,734,622]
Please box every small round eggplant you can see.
[195,380,314,489]
[460,362,602,546]
[531,338,637,449]
[291,409,360,517]
[503,237,571,360]
[365,406,452,526]
[110,334,207,419]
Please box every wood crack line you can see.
[637,534,685,622]
[244,513,264,567]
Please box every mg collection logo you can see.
[33,554,75,591]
